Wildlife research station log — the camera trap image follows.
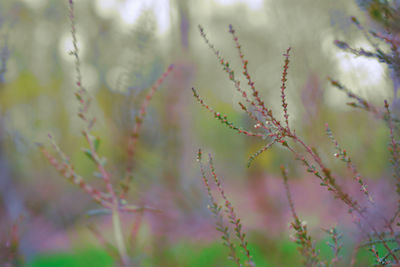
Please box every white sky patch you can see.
[335,41,384,87]
[152,0,170,34]
[214,0,263,10]
[118,0,145,25]
[116,0,170,34]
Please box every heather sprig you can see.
[195,24,400,264]
[280,47,291,129]
[40,136,153,214]
[325,123,373,202]
[334,14,400,99]
[195,25,293,165]
[196,25,362,216]
[358,235,400,249]
[327,77,379,115]
[333,39,390,64]
[332,15,395,68]
[384,100,400,232]
[39,136,111,206]
[192,88,264,138]
[368,243,400,266]
[0,30,9,84]
[208,153,254,266]
[329,71,400,131]
[247,140,277,167]
[379,247,400,265]
[281,166,322,267]
[66,1,118,215]
[350,16,381,52]
[370,245,386,265]
[40,1,171,265]
[121,64,174,199]
[323,227,343,267]
[198,25,277,130]
[384,100,400,191]
[371,30,400,62]
[197,149,241,266]
[68,0,85,96]
[197,150,254,266]
[285,140,399,263]
[228,25,271,120]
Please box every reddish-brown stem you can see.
[238,102,271,133]
[208,154,254,266]
[192,88,264,138]
[281,166,321,266]
[281,166,298,220]
[285,141,399,262]
[328,77,379,116]
[229,25,269,119]
[325,123,373,202]
[83,130,117,201]
[385,100,400,184]
[280,47,291,129]
[122,65,174,199]
[288,138,399,262]
[40,143,113,205]
[197,149,241,266]
[197,24,400,264]
[199,25,273,122]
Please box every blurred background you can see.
[0,0,397,266]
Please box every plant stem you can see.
[112,206,129,266]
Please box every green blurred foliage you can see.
[28,248,113,267]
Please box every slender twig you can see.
[325,123,373,203]
[208,153,254,266]
[122,64,174,199]
[281,166,321,266]
[192,88,265,138]
[280,47,291,129]
[197,149,241,266]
